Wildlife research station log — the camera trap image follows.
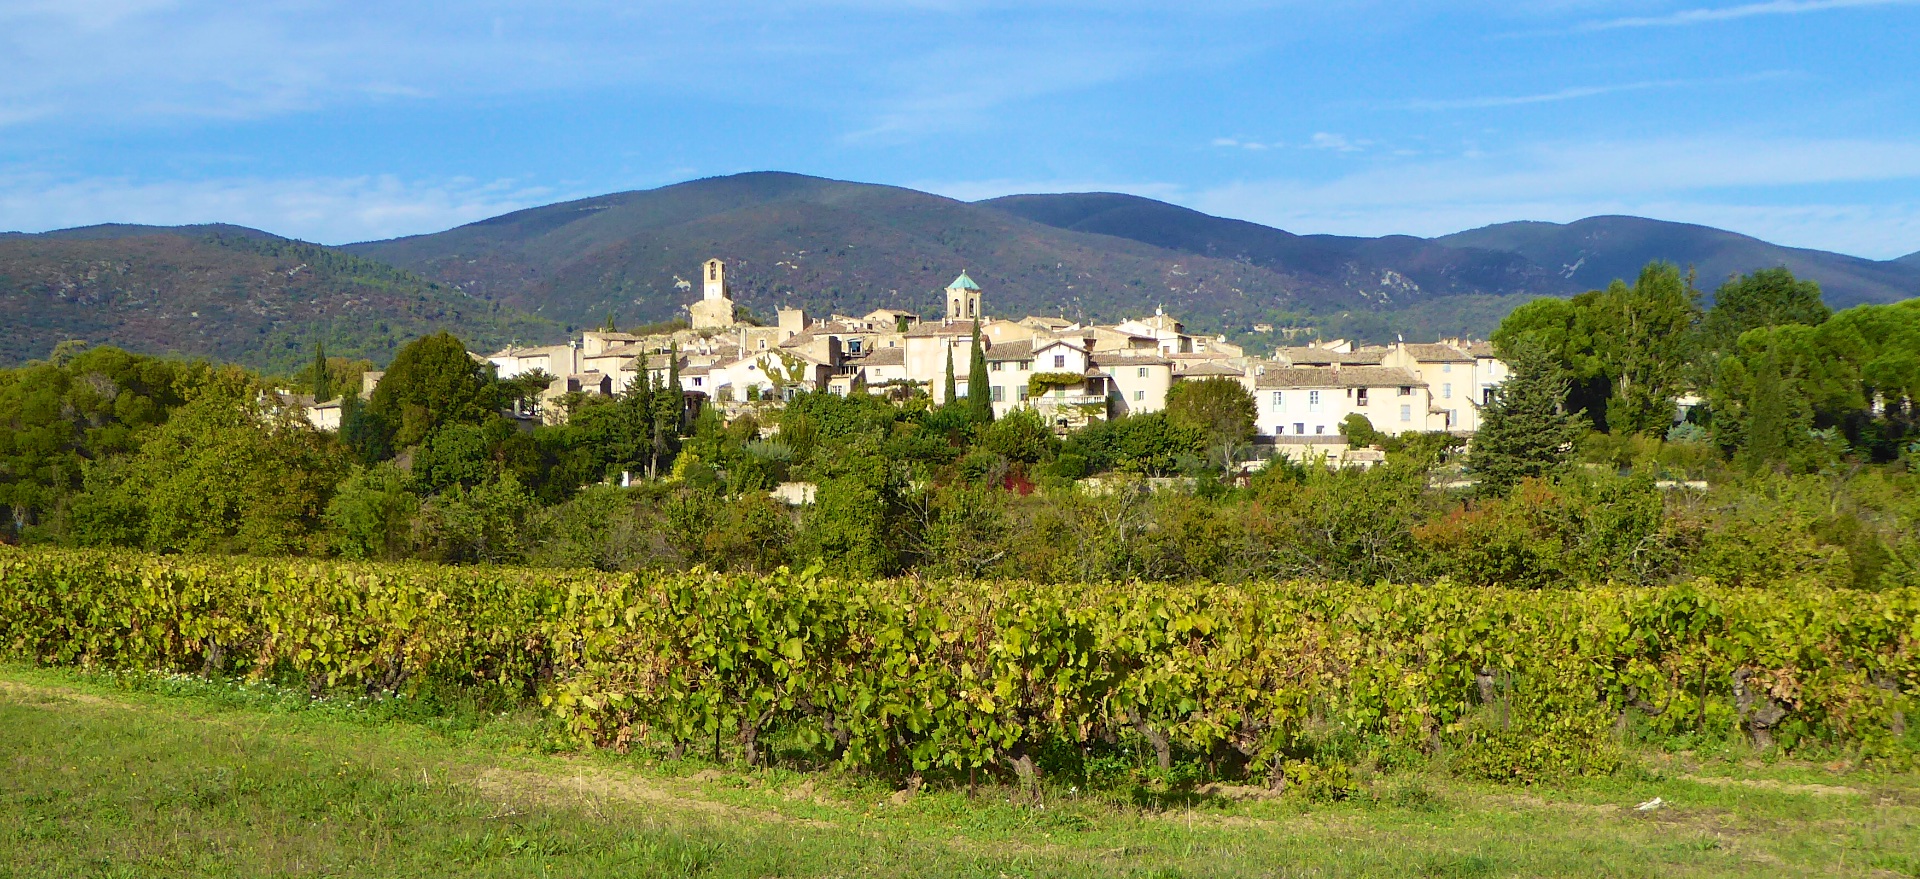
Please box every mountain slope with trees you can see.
[345,172,1363,332]
[1438,216,1918,309]
[0,227,556,371]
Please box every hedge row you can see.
[3,548,1916,784]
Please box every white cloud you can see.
[0,173,567,244]
[1393,72,1794,111]
[1578,0,1919,30]
[1307,132,1367,152]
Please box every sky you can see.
[0,0,1916,258]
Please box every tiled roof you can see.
[903,319,981,338]
[1091,353,1171,367]
[1466,341,1497,358]
[984,339,1034,361]
[1175,361,1244,377]
[1255,366,1423,389]
[1275,346,1383,366]
[855,348,905,366]
[948,271,981,291]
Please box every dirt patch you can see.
[464,762,837,830]
[0,678,137,710]
[1679,775,1867,797]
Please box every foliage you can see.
[1494,263,1700,434]
[1703,267,1831,355]
[367,332,501,450]
[69,370,347,555]
[0,346,202,542]
[1164,378,1256,467]
[1468,344,1585,497]
[5,549,1916,790]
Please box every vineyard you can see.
[3,548,1917,790]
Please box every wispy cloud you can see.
[1578,0,1919,31]
[1394,72,1794,111]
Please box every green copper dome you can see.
[947,271,981,291]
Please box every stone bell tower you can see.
[945,270,981,322]
[689,258,737,330]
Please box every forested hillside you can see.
[0,227,556,372]
[346,172,1355,333]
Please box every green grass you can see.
[2,664,1917,878]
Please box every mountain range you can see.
[4,171,1916,369]
[0,224,554,372]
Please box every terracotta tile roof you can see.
[1255,366,1423,389]
[1401,343,1474,363]
[1275,346,1384,366]
[985,339,1034,361]
[1175,361,1245,377]
[855,348,905,366]
[1091,353,1171,367]
[903,319,981,338]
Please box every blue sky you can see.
[1,0,1916,257]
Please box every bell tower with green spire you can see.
[945,270,982,322]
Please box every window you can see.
[1015,385,1027,401]
[692,377,703,387]
[1443,363,1452,373]
[1308,390,1321,411]
[1271,391,1284,409]
[1137,366,1148,377]
[1399,386,1412,395]
[1020,360,1032,371]
[1134,389,1144,401]
[991,386,1004,402]
[848,340,862,354]
[1053,354,1066,368]
[758,340,766,349]
[1400,404,1411,422]
[1442,383,1452,399]
[1484,388,1495,405]
[991,361,1004,372]
[1315,425,1325,435]
[1294,422,1306,435]
[1356,387,1369,405]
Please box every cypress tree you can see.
[967,321,993,423]
[1467,344,1584,497]
[943,343,957,406]
[311,341,332,402]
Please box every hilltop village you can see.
[456,259,1509,455]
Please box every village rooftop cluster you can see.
[316,259,1510,457]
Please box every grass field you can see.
[2,664,1917,878]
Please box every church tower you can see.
[702,258,728,302]
[689,258,737,330]
[945,271,981,322]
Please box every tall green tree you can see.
[366,332,498,450]
[1493,261,1700,435]
[310,341,332,402]
[1164,377,1256,468]
[1467,345,1585,496]
[943,343,957,407]
[1703,267,1830,355]
[966,322,993,423]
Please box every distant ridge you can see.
[1436,216,1918,308]
[345,171,1371,330]
[0,225,553,371]
[9,172,1918,368]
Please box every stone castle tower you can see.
[945,271,981,322]
[689,258,736,330]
